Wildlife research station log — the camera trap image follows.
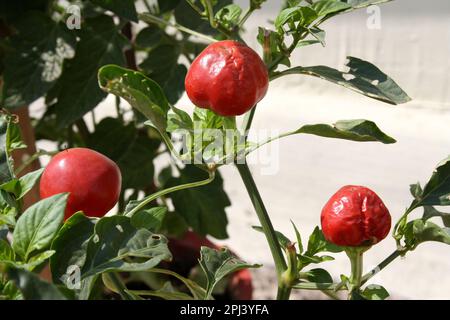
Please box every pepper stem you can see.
[345,247,367,299]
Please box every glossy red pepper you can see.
[321,185,391,247]
[40,148,121,220]
[185,40,269,117]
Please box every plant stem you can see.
[236,162,289,299]
[138,13,217,43]
[346,248,364,299]
[238,7,255,28]
[276,283,292,300]
[15,150,58,175]
[360,249,403,286]
[105,273,134,300]
[186,0,205,15]
[241,105,257,134]
[126,170,215,217]
[293,282,345,291]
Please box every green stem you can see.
[346,248,364,299]
[241,105,257,134]
[293,282,344,291]
[105,273,134,300]
[138,13,217,43]
[360,250,403,286]
[186,0,205,15]
[238,7,255,28]
[276,284,292,300]
[15,150,58,175]
[202,0,218,28]
[236,162,289,300]
[126,170,215,217]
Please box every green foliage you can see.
[273,57,411,105]
[295,120,396,144]
[53,16,127,127]
[12,193,68,262]
[199,247,260,299]
[2,12,76,108]
[164,165,230,239]
[81,215,172,278]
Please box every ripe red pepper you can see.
[40,148,121,220]
[321,185,391,247]
[185,40,269,117]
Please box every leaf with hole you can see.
[274,56,411,105]
[81,215,172,278]
[199,247,260,299]
[98,65,169,132]
[295,119,396,144]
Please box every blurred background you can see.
[28,0,449,299]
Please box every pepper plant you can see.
[0,0,449,301]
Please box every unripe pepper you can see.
[321,185,391,247]
[185,40,269,117]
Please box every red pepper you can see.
[321,185,391,247]
[40,148,122,220]
[185,40,269,117]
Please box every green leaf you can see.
[135,26,163,49]
[0,279,22,300]
[0,168,44,200]
[98,65,169,132]
[167,106,194,133]
[215,4,242,29]
[8,268,67,300]
[165,166,230,239]
[0,239,14,262]
[199,247,260,299]
[131,207,168,232]
[305,268,333,283]
[276,56,411,105]
[0,190,18,227]
[50,212,96,285]
[298,254,335,266]
[54,15,127,126]
[87,117,158,190]
[312,0,351,17]
[275,6,318,29]
[148,268,206,299]
[173,1,232,36]
[295,119,396,144]
[296,39,321,48]
[252,226,292,248]
[422,206,450,227]
[257,27,290,67]
[308,26,326,46]
[409,182,423,200]
[306,227,343,256]
[12,193,68,261]
[89,0,138,22]
[81,215,172,278]
[2,12,76,108]
[0,115,18,184]
[291,220,303,253]
[12,250,55,271]
[158,0,182,13]
[139,44,187,104]
[404,220,450,247]
[413,156,450,207]
[159,211,189,238]
[361,284,390,300]
[129,281,194,300]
